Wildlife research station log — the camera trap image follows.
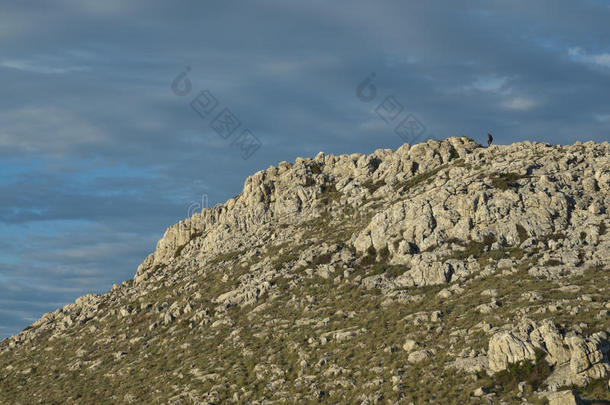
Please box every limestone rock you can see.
[408,349,432,363]
[545,390,582,405]
[402,339,419,352]
[488,331,536,373]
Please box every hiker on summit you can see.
[487,133,493,147]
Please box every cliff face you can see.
[1,137,609,404]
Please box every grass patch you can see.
[310,252,333,267]
[453,158,472,170]
[309,162,322,174]
[174,244,187,258]
[371,263,406,278]
[208,249,245,265]
[320,182,341,205]
[378,246,390,260]
[443,235,496,261]
[490,172,529,191]
[393,164,448,192]
[568,378,610,401]
[362,179,386,195]
[360,246,377,266]
[516,224,528,244]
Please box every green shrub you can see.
[541,233,566,244]
[490,172,529,191]
[378,246,390,260]
[444,235,496,261]
[362,179,386,194]
[209,249,244,265]
[310,252,333,266]
[516,224,528,244]
[492,349,552,392]
[320,183,341,205]
[174,243,187,258]
[393,164,448,192]
[361,246,377,266]
[371,263,386,275]
[309,163,322,174]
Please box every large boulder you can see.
[488,331,537,373]
[545,390,582,405]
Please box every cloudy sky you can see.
[1,1,609,339]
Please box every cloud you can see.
[0,106,105,155]
[62,0,136,16]
[0,59,88,75]
[568,47,610,68]
[466,76,509,93]
[258,54,342,75]
[502,96,539,111]
[594,113,610,123]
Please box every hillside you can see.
[1,137,609,404]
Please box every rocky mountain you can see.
[1,137,609,405]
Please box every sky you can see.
[1,0,609,339]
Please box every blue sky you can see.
[1,0,609,339]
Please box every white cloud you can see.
[594,113,610,123]
[0,59,88,75]
[0,106,105,154]
[467,75,509,93]
[358,119,388,132]
[259,54,340,75]
[568,47,610,68]
[58,0,136,16]
[502,96,538,111]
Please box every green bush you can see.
[516,224,528,244]
[310,252,333,266]
[362,179,386,194]
[393,164,448,192]
[492,349,552,392]
[490,172,529,191]
[320,183,341,205]
[174,243,187,258]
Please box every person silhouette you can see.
[487,133,493,147]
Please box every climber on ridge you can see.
[487,132,493,147]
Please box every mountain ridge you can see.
[1,137,609,404]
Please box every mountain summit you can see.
[1,137,609,404]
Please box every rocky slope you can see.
[1,137,609,404]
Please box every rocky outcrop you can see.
[484,319,610,388]
[488,331,537,373]
[546,390,583,405]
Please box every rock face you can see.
[488,331,537,373]
[546,390,583,405]
[1,137,609,404]
[483,318,610,389]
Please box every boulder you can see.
[408,349,432,363]
[545,390,582,405]
[488,331,536,373]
